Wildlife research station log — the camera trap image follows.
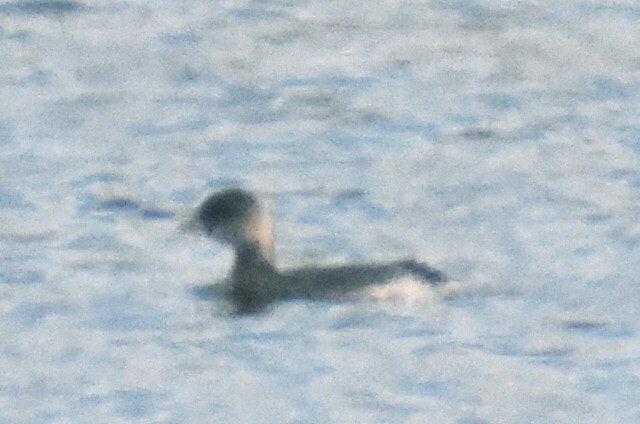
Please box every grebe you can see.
[188,188,447,312]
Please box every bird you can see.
[186,188,447,313]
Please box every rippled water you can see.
[1,0,639,422]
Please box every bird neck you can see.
[244,208,275,264]
[233,243,277,276]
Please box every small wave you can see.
[0,1,84,15]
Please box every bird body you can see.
[189,188,447,312]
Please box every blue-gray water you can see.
[1,0,639,422]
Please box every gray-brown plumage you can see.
[189,188,447,313]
